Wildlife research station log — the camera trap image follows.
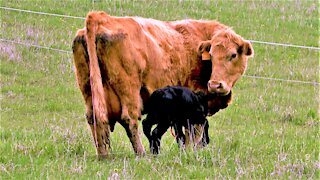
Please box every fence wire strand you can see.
[0,38,71,54]
[1,38,319,86]
[1,6,319,86]
[0,6,85,20]
[249,40,320,51]
[243,75,319,85]
[1,6,319,51]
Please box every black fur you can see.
[142,86,209,154]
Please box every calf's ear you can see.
[245,41,254,57]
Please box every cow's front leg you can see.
[200,120,210,147]
[192,124,204,147]
[184,123,204,148]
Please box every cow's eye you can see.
[229,53,237,61]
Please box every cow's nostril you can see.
[208,81,223,89]
[208,81,230,95]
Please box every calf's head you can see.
[198,29,254,95]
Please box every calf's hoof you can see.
[150,140,160,154]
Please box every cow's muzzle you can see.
[207,80,231,96]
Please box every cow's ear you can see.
[245,41,254,57]
[198,41,212,60]
[197,40,211,55]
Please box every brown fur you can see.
[72,11,253,157]
[198,29,254,95]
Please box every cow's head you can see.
[198,29,254,96]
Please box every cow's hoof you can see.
[97,154,108,160]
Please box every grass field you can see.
[1,0,319,179]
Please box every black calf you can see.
[142,86,210,154]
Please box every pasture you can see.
[0,0,319,179]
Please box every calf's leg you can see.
[173,123,185,148]
[201,120,210,146]
[150,124,169,154]
[142,115,156,146]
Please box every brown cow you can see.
[72,11,253,157]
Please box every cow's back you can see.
[92,15,192,93]
[124,17,191,92]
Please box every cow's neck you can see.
[184,55,211,92]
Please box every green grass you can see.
[0,0,319,179]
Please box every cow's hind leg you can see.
[118,116,145,155]
[120,94,145,155]
[73,32,110,157]
[104,51,145,155]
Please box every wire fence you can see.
[1,6,320,51]
[0,6,85,20]
[248,40,320,51]
[1,6,319,86]
[0,38,71,54]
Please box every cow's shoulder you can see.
[170,19,227,41]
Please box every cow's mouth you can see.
[213,91,230,96]
[208,87,231,96]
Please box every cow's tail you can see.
[86,12,108,125]
[85,12,110,156]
